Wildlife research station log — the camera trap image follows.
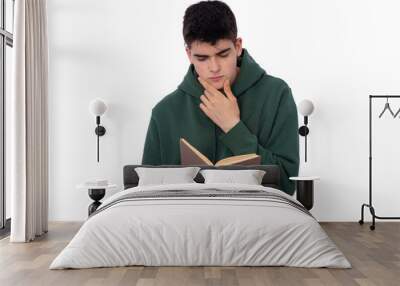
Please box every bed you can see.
[50,165,351,269]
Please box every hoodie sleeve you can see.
[218,86,300,195]
[141,115,162,165]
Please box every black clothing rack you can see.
[359,95,400,230]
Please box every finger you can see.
[204,90,216,102]
[223,78,231,94]
[200,94,213,107]
[223,79,236,101]
[198,76,220,94]
[199,103,212,117]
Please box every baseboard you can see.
[0,218,11,239]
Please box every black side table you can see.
[88,188,106,216]
[289,176,320,210]
[77,183,117,216]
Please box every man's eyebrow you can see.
[193,47,231,57]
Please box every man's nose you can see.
[208,57,221,73]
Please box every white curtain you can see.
[9,0,48,242]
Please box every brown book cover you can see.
[179,138,261,166]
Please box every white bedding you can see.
[50,183,351,269]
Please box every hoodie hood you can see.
[178,48,266,98]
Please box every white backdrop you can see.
[47,0,400,221]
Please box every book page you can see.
[215,153,260,166]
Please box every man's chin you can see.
[211,82,224,90]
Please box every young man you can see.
[142,0,299,195]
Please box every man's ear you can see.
[185,46,193,63]
[235,37,243,57]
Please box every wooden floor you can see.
[0,222,399,286]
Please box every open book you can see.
[180,138,261,166]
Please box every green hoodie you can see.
[142,49,299,195]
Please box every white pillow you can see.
[135,167,201,186]
[200,169,266,185]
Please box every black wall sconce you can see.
[298,99,315,162]
[89,99,107,162]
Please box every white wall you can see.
[48,0,400,221]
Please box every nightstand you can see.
[289,176,320,210]
[77,183,117,216]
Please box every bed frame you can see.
[123,165,281,190]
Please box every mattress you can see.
[50,183,351,269]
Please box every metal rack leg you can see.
[370,206,376,231]
[359,203,376,230]
[359,204,366,225]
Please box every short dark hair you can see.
[183,1,237,48]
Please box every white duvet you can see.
[50,183,351,269]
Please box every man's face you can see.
[186,38,243,90]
